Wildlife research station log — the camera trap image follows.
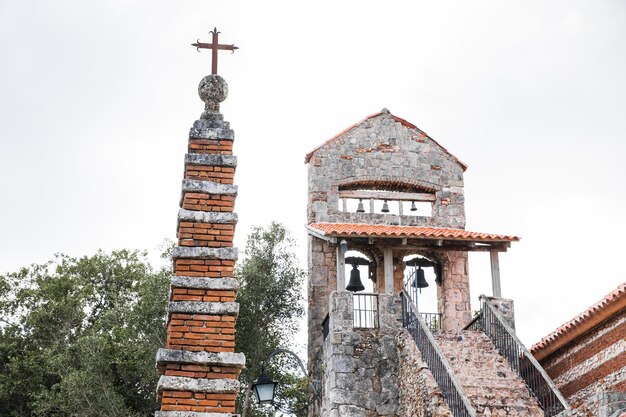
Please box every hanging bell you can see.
[346,263,365,292]
[410,201,418,211]
[381,200,390,213]
[413,265,429,288]
[356,199,365,213]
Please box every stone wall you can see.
[318,292,403,417]
[539,309,626,417]
[396,331,452,417]
[306,110,466,229]
[437,251,471,331]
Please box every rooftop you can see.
[531,282,626,361]
[304,109,468,171]
[307,222,519,252]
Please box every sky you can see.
[1,0,625,348]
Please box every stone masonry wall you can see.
[320,292,402,417]
[307,110,466,229]
[437,251,471,331]
[397,331,453,417]
[539,309,626,417]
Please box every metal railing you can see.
[403,269,442,332]
[353,293,378,328]
[401,290,477,417]
[420,312,442,332]
[472,296,571,416]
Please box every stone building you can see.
[153,71,245,416]
[305,109,572,416]
[531,283,626,417]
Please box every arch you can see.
[337,177,438,194]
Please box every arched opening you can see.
[343,250,375,293]
[403,254,442,330]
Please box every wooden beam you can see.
[490,249,501,297]
[338,190,436,202]
[305,226,337,244]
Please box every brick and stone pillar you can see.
[155,74,245,417]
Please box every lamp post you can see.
[251,371,277,405]
[250,348,319,415]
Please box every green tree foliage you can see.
[0,250,170,417]
[235,223,307,417]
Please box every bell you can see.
[346,263,365,292]
[413,266,429,288]
[356,199,365,213]
[381,200,390,213]
[410,201,418,211]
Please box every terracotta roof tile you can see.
[308,223,519,242]
[531,282,626,360]
[304,110,468,171]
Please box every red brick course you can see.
[185,165,235,184]
[182,192,236,212]
[177,222,235,248]
[544,319,626,379]
[166,313,236,353]
[174,259,235,277]
[161,390,237,413]
[189,139,233,155]
[560,353,626,397]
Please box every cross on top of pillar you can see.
[192,28,239,75]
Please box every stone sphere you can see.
[198,74,228,104]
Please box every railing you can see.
[403,268,442,332]
[353,293,378,328]
[401,290,477,417]
[420,312,442,332]
[474,296,571,417]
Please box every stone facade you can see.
[321,292,402,417]
[306,109,466,229]
[537,307,626,417]
[306,110,472,416]
[396,331,453,417]
[154,74,244,417]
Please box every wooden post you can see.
[383,246,394,294]
[337,246,346,291]
[490,249,502,297]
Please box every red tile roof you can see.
[531,282,626,361]
[304,109,468,171]
[308,223,520,242]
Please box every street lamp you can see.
[251,370,277,405]
[250,348,319,413]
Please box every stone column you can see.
[438,251,471,332]
[155,74,245,417]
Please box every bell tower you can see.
[305,109,519,416]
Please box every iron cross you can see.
[192,28,239,75]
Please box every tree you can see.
[234,222,307,417]
[0,250,170,417]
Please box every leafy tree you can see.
[0,250,170,417]
[235,223,307,417]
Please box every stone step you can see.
[433,330,545,416]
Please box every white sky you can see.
[1,0,625,347]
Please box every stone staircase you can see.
[434,330,545,417]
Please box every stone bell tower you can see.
[305,109,519,416]
[154,30,245,417]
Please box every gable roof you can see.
[531,282,626,361]
[304,109,468,171]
